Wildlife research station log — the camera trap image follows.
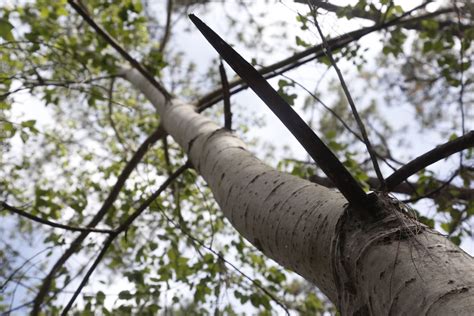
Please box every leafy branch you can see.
[66,0,171,99]
[1,202,114,234]
[31,125,166,314]
[60,162,190,315]
[197,2,440,111]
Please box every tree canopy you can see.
[0,0,472,314]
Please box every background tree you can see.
[0,0,472,314]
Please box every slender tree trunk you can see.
[123,69,474,315]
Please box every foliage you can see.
[0,0,472,314]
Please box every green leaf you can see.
[295,35,310,48]
[96,291,106,305]
[0,18,14,41]
[118,290,133,300]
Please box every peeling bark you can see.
[123,69,474,315]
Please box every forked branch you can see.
[60,162,190,315]
[31,126,166,314]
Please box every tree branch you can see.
[401,170,459,203]
[31,125,166,315]
[309,173,473,201]
[159,0,174,54]
[308,4,385,188]
[67,0,171,99]
[197,2,436,111]
[0,202,114,234]
[385,131,474,191]
[296,0,465,32]
[190,14,372,211]
[106,77,130,151]
[60,162,190,315]
[219,61,232,130]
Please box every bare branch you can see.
[219,61,232,130]
[453,0,466,169]
[159,0,174,54]
[190,14,373,212]
[385,131,474,191]
[1,202,114,234]
[67,0,171,99]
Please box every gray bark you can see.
[123,69,474,315]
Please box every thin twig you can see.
[385,131,474,191]
[453,0,466,169]
[280,73,421,196]
[1,300,34,315]
[401,170,459,203]
[159,0,174,54]
[156,206,291,315]
[106,77,130,151]
[67,0,171,99]
[60,163,190,315]
[0,246,53,293]
[280,74,362,142]
[1,202,114,234]
[308,3,385,188]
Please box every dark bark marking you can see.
[425,286,473,315]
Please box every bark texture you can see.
[123,69,474,315]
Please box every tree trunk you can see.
[123,69,474,315]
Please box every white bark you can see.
[123,69,474,315]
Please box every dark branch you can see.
[189,14,371,211]
[1,202,114,234]
[197,2,436,111]
[31,126,166,315]
[295,0,464,32]
[308,5,385,188]
[67,0,171,99]
[385,131,474,191]
[296,0,382,21]
[159,0,174,54]
[219,61,232,130]
[401,170,459,203]
[309,173,473,201]
[60,162,190,315]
